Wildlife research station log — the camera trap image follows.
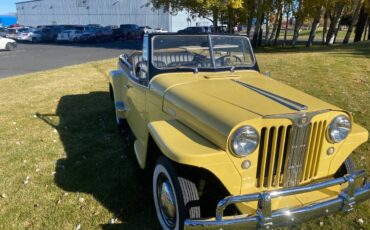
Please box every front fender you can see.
[147,120,242,195]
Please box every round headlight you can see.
[230,126,259,157]
[328,115,351,143]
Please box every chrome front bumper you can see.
[185,170,370,229]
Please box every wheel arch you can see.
[145,120,242,196]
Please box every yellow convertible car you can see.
[108,34,369,229]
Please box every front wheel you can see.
[153,156,200,230]
[6,43,14,51]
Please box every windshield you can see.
[152,35,255,70]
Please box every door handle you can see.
[124,84,132,89]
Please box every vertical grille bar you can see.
[267,127,278,188]
[309,121,326,178]
[258,128,270,187]
[274,126,287,187]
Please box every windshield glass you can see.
[152,35,254,70]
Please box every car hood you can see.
[0,37,16,43]
[150,70,340,149]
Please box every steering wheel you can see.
[216,55,243,66]
[192,54,211,68]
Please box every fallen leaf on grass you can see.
[357,218,364,225]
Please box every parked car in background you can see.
[17,28,54,42]
[95,27,114,42]
[178,26,214,34]
[0,36,17,51]
[140,26,153,34]
[117,24,143,40]
[56,30,83,42]
[0,28,7,37]
[6,27,29,39]
[79,28,98,42]
[108,33,370,229]
[153,27,168,33]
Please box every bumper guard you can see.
[185,170,370,229]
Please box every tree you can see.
[325,0,348,45]
[306,5,325,47]
[283,0,293,47]
[343,0,365,43]
[291,0,305,46]
[322,10,329,44]
[268,0,284,46]
[151,0,244,31]
[354,2,369,41]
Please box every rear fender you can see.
[109,69,128,118]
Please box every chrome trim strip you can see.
[232,80,308,111]
[184,170,370,230]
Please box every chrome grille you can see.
[256,120,327,188]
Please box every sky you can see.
[0,0,18,15]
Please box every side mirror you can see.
[263,71,271,77]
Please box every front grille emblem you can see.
[298,116,308,125]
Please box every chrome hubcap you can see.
[157,174,177,228]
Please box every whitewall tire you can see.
[153,156,200,230]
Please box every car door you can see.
[125,36,149,149]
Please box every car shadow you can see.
[36,91,158,229]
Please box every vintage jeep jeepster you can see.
[108,34,369,229]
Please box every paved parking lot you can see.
[0,41,142,79]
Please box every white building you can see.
[16,0,212,32]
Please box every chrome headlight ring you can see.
[230,126,259,157]
[327,115,351,143]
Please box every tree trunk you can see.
[246,0,254,37]
[246,16,252,37]
[322,11,328,44]
[363,17,369,40]
[265,12,270,44]
[367,18,370,40]
[326,3,345,45]
[212,8,219,32]
[283,11,289,47]
[306,7,323,47]
[343,0,364,44]
[268,1,283,46]
[258,14,264,46]
[274,6,284,45]
[252,1,264,47]
[354,5,367,42]
[291,0,304,46]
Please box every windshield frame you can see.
[150,34,257,72]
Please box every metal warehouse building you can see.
[16,0,211,32]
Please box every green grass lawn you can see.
[0,42,369,229]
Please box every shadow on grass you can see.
[37,91,158,229]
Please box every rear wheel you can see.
[153,156,200,230]
[6,43,14,51]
